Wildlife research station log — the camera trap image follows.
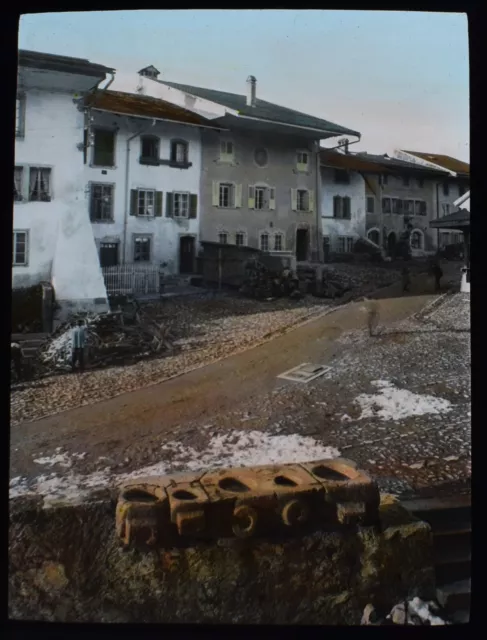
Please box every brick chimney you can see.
[246,75,256,107]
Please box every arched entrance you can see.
[367,228,380,246]
[387,232,397,257]
[410,229,424,251]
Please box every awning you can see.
[430,208,470,231]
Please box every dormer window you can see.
[140,135,160,165]
[138,65,160,79]
[170,140,188,165]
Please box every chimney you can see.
[246,75,256,107]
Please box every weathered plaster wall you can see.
[8,492,435,623]
[320,167,366,250]
[86,112,202,274]
[200,129,320,260]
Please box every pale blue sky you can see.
[19,10,469,161]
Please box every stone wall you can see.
[9,459,435,624]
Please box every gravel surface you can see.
[10,264,401,426]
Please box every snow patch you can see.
[10,431,340,502]
[355,380,452,421]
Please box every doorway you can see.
[296,229,309,262]
[179,235,196,274]
[387,232,397,257]
[99,242,118,267]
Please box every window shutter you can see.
[308,189,315,212]
[189,194,198,219]
[333,196,342,218]
[269,187,276,210]
[235,184,242,208]
[130,189,138,216]
[212,181,219,207]
[420,201,427,215]
[155,191,163,217]
[248,185,255,209]
[165,192,173,218]
[343,197,351,219]
[291,188,297,211]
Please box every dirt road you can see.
[10,274,440,479]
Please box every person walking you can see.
[432,261,443,293]
[401,266,411,294]
[71,319,87,372]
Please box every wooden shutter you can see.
[155,191,163,217]
[235,184,242,208]
[269,187,276,210]
[333,195,341,218]
[420,201,427,215]
[130,189,138,216]
[165,192,173,218]
[343,197,351,219]
[189,194,198,219]
[291,188,297,211]
[212,181,219,207]
[248,185,255,209]
[308,189,315,212]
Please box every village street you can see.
[10,267,470,503]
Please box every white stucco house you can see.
[14,49,114,317]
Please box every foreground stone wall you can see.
[9,461,435,624]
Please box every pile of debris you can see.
[240,256,303,301]
[297,264,352,298]
[361,599,449,625]
[38,300,176,373]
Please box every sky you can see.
[19,10,469,162]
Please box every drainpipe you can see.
[379,174,384,253]
[122,119,156,263]
[435,181,440,254]
[315,141,323,262]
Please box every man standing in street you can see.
[71,319,87,373]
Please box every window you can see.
[392,198,402,214]
[249,185,275,210]
[170,140,188,165]
[173,192,189,218]
[260,233,269,252]
[346,237,354,253]
[411,231,423,250]
[443,181,450,196]
[459,184,466,197]
[442,203,450,216]
[334,169,350,184]
[366,196,375,213]
[255,186,266,210]
[414,200,427,216]
[297,189,309,212]
[13,231,28,266]
[28,167,51,201]
[93,129,116,167]
[274,233,283,252]
[138,189,155,217]
[218,232,228,245]
[382,197,391,213]
[403,199,414,215]
[254,148,268,167]
[14,167,23,202]
[140,136,159,164]
[418,178,424,188]
[297,151,309,172]
[133,236,151,262]
[16,95,25,138]
[337,237,346,253]
[235,232,246,247]
[220,140,234,162]
[381,174,388,186]
[219,183,235,208]
[90,183,114,222]
[403,176,410,187]
[333,196,351,219]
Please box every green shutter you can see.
[269,187,276,210]
[166,192,173,218]
[308,189,315,213]
[212,181,219,207]
[189,194,198,218]
[343,197,351,219]
[155,191,163,217]
[333,196,340,218]
[130,189,137,216]
[235,184,242,208]
[291,188,297,211]
[248,185,255,209]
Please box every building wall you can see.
[86,111,202,274]
[364,173,439,255]
[320,167,366,251]
[199,129,320,261]
[13,88,108,309]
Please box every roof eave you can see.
[235,112,360,139]
[88,106,228,131]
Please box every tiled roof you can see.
[159,81,360,137]
[401,151,470,175]
[355,152,448,175]
[19,49,114,77]
[320,150,449,176]
[430,209,470,229]
[85,90,218,127]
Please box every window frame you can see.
[89,182,115,223]
[219,139,234,163]
[14,166,24,202]
[170,139,189,166]
[382,197,391,214]
[12,230,29,266]
[137,188,156,217]
[296,188,310,212]
[410,229,424,250]
[235,232,247,247]
[28,166,52,202]
[366,196,375,214]
[414,199,427,216]
[133,234,152,262]
[296,150,309,173]
[218,232,228,245]
[255,186,266,210]
[140,135,160,165]
[442,181,450,196]
[219,182,235,208]
[92,127,117,168]
[273,232,284,252]
[172,191,190,219]
[260,232,270,252]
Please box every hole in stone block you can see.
[122,489,158,503]
[218,477,250,493]
[274,475,297,487]
[172,489,198,500]
[311,465,348,481]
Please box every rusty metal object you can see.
[115,458,380,549]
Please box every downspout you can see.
[435,181,440,253]
[122,119,156,264]
[315,142,323,262]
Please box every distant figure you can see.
[432,262,443,293]
[401,267,411,294]
[71,319,87,372]
[11,342,22,381]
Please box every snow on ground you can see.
[355,380,452,421]
[9,430,340,503]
